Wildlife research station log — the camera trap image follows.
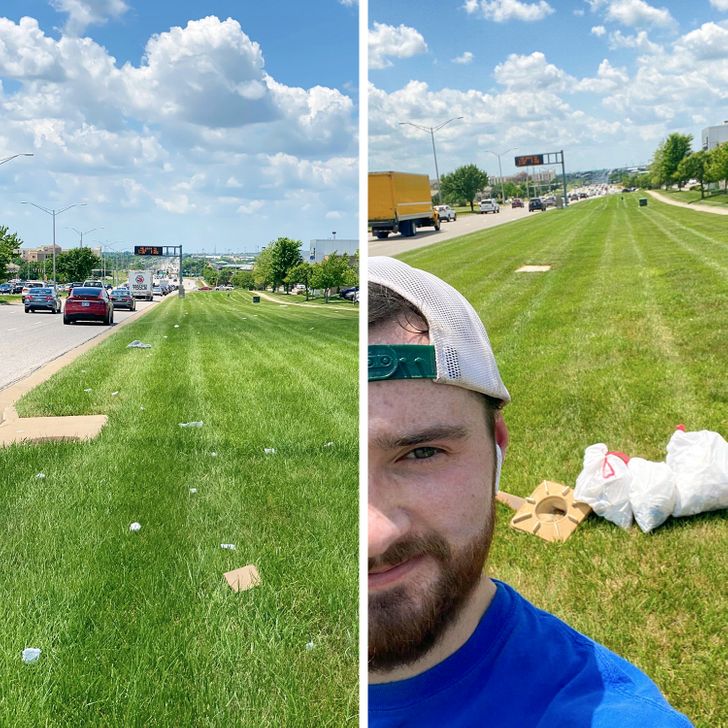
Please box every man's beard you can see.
[368,513,494,673]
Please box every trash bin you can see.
[639,198,648,207]
[252,295,260,303]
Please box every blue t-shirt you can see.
[369,580,692,727]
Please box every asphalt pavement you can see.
[368,204,539,257]
[0,298,158,390]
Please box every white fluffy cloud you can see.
[608,29,661,53]
[710,0,728,10]
[464,0,555,22]
[453,51,475,64]
[591,25,606,36]
[592,0,676,29]
[368,22,428,70]
[0,15,357,248]
[495,52,574,91]
[50,0,129,35]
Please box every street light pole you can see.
[69,226,103,248]
[0,153,33,166]
[21,201,86,284]
[485,148,517,205]
[399,117,464,204]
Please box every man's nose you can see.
[368,502,409,562]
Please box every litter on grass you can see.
[111,391,119,397]
[174,324,180,328]
[140,405,145,411]
[179,421,204,428]
[129,522,142,532]
[305,641,315,651]
[22,648,41,664]
[35,472,45,479]
[83,388,93,393]
[210,451,217,457]
[224,564,261,592]
[264,448,276,455]
[127,340,152,349]
[324,441,334,447]
[220,543,237,550]
[189,488,198,494]
[516,265,552,273]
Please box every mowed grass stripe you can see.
[398,195,727,726]
[1,292,357,726]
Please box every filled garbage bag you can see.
[628,458,676,533]
[667,428,728,517]
[574,444,633,530]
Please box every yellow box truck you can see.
[369,171,440,239]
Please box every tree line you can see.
[203,237,357,302]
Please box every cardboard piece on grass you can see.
[495,490,525,511]
[510,481,591,542]
[516,265,552,273]
[224,564,261,592]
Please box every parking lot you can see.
[0,298,157,390]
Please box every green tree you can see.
[707,143,728,193]
[269,237,303,293]
[310,253,357,303]
[676,150,711,198]
[0,226,22,281]
[231,270,254,289]
[651,133,693,188]
[440,165,489,211]
[253,246,274,289]
[56,247,101,283]
[286,261,314,300]
[202,264,219,286]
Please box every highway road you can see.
[0,298,158,390]
[368,203,541,257]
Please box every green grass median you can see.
[399,194,727,726]
[0,290,358,726]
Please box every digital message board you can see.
[515,154,544,167]
[134,246,164,256]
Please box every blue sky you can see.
[0,0,358,254]
[369,0,728,177]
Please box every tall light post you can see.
[0,153,33,166]
[399,117,464,204]
[21,201,86,284]
[485,147,517,205]
[68,226,103,248]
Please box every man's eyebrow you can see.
[374,425,469,449]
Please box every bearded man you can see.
[368,256,691,727]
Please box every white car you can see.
[435,204,457,222]
[479,199,500,214]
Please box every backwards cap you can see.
[368,256,510,405]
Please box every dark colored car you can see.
[339,286,359,301]
[511,198,524,208]
[63,286,114,325]
[0,283,12,294]
[12,282,24,293]
[111,288,136,311]
[528,198,545,212]
[25,287,62,314]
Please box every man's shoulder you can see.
[504,583,692,727]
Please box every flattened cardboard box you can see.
[224,564,261,592]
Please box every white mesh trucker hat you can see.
[368,256,510,405]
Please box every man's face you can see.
[368,318,497,672]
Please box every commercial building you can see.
[308,238,358,264]
[701,121,728,150]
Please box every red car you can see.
[511,198,524,208]
[63,286,114,325]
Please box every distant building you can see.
[702,121,728,150]
[20,244,62,263]
[308,238,358,264]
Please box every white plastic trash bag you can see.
[627,458,676,533]
[667,428,728,517]
[574,444,633,530]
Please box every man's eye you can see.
[405,447,440,460]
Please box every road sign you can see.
[134,245,164,256]
[515,154,544,167]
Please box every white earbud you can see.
[495,443,503,492]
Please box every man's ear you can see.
[495,412,509,456]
